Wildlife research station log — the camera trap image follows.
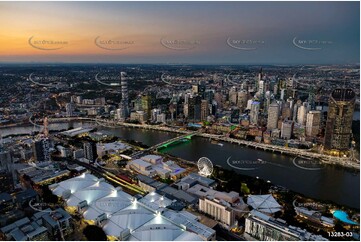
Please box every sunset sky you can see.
[0,1,359,64]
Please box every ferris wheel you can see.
[197,157,214,177]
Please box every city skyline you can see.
[0,1,359,241]
[0,1,359,65]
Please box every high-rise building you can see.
[0,150,12,170]
[297,103,308,125]
[200,100,209,121]
[183,103,189,118]
[237,90,248,112]
[280,89,286,100]
[65,102,75,117]
[192,84,199,95]
[83,142,97,162]
[141,94,152,121]
[281,120,293,139]
[33,138,51,162]
[259,80,265,95]
[250,101,260,125]
[151,108,161,123]
[246,99,253,110]
[229,86,238,104]
[324,89,356,151]
[156,113,166,123]
[186,95,202,121]
[306,111,321,137]
[281,104,292,120]
[118,72,129,120]
[292,103,298,122]
[199,197,235,227]
[267,102,279,130]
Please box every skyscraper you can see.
[267,102,279,130]
[250,101,260,125]
[141,94,152,120]
[229,86,238,104]
[201,100,209,121]
[306,111,321,137]
[118,72,129,121]
[324,89,356,151]
[33,138,51,162]
[83,142,97,162]
[297,103,308,125]
[237,90,248,112]
[65,102,75,117]
[281,120,293,140]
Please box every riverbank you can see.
[160,151,360,212]
[91,119,360,170]
[3,118,360,170]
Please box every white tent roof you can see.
[138,193,173,212]
[247,194,282,214]
[52,173,98,196]
[66,182,115,207]
[103,203,154,238]
[129,224,185,241]
[174,232,203,241]
[83,192,133,221]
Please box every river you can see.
[0,122,359,209]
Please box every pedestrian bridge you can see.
[131,131,199,158]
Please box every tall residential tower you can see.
[118,72,129,120]
[324,89,355,152]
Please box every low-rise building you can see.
[0,217,48,241]
[245,210,328,241]
[295,207,335,227]
[175,173,216,190]
[187,184,240,204]
[97,141,130,158]
[127,159,156,177]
